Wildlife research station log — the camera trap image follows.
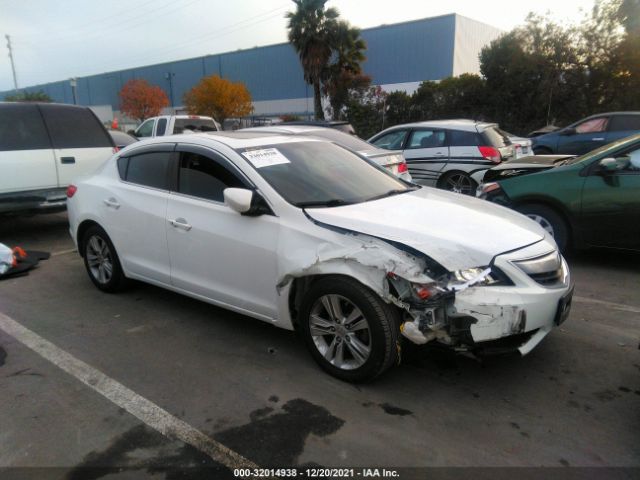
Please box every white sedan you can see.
[67,132,573,382]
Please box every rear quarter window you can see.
[448,130,483,146]
[481,127,510,147]
[124,152,172,190]
[40,104,113,149]
[0,103,51,151]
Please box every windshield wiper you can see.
[366,187,416,202]
[297,199,353,208]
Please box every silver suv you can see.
[369,119,514,195]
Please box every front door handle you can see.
[103,198,120,209]
[434,152,446,156]
[61,156,76,164]
[168,218,192,231]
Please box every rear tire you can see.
[82,225,127,293]
[439,171,477,195]
[517,204,569,252]
[299,277,400,383]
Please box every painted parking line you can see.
[51,248,77,257]
[573,296,640,314]
[0,312,259,471]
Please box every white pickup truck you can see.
[132,115,220,138]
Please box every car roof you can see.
[380,119,497,132]
[128,131,324,150]
[242,125,328,134]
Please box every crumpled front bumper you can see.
[401,240,572,355]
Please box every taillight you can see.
[479,146,502,164]
[113,146,120,153]
[397,162,408,173]
[66,185,77,198]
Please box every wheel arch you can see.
[287,272,395,331]
[76,219,103,257]
[512,196,577,247]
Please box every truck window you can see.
[156,118,168,136]
[136,119,155,137]
[174,118,217,133]
[0,104,51,151]
[40,105,112,149]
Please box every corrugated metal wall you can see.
[1,14,500,114]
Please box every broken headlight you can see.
[446,266,512,290]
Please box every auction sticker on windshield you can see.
[243,148,290,168]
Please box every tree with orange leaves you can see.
[119,79,169,122]
[183,75,253,127]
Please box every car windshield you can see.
[564,133,640,165]
[303,129,372,151]
[238,141,413,208]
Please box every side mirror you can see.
[560,127,576,136]
[223,188,271,216]
[598,157,629,174]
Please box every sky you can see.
[0,0,596,92]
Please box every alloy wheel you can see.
[309,294,372,370]
[444,173,474,195]
[86,235,113,285]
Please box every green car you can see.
[477,133,640,252]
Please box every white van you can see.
[0,102,116,214]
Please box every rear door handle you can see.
[434,152,446,156]
[591,137,605,141]
[61,156,76,164]
[103,198,120,209]
[168,218,192,231]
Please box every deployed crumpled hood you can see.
[484,154,575,182]
[306,187,546,271]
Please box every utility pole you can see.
[5,34,19,92]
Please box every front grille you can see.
[528,268,563,286]
[512,251,565,287]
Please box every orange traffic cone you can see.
[111,118,119,129]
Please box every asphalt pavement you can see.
[0,212,638,479]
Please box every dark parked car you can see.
[478,134,640,252]
[532,112,640,155]
[108,130,138,150]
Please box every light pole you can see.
[165,72,174,110]
[5,34,18,92]
[70,78,77,104]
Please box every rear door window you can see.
[0,103,51,151]
[178,152,245,202]
[39,104,112,149]
[609,115,640,132]
[407,129,446,149]
[124,152,172,189]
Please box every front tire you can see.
[82,225,127,292]
[299,277,400,383]
[517,204,569,252]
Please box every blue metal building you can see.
[0,14,501,119]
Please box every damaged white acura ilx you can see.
[67,132,573,382]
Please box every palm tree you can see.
[286,0,339,120]
[324,21,369,119]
